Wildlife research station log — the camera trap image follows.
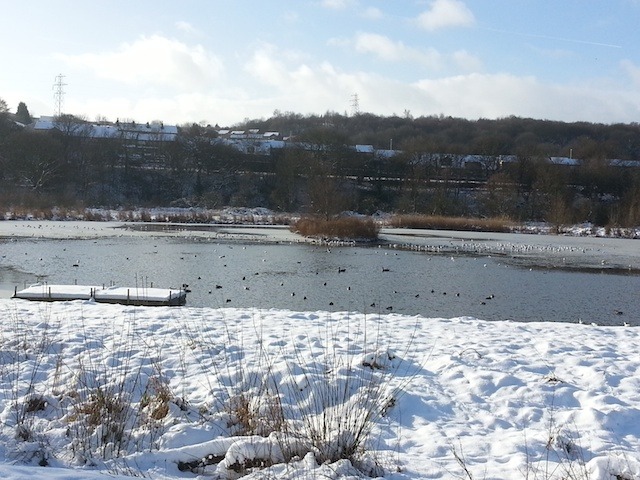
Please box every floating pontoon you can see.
[13,284,187,306]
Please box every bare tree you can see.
[5,131,63,193]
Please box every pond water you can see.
[1,225,638,326]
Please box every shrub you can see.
[291,216,380,240]
[175,312,418,477]
[281,347,395,469]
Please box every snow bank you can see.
[0,300,638,479]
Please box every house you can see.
[32,116,178,143]
[31,116,177,168]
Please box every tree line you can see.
[0,99,639,227]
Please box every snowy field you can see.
[0,300,639,479]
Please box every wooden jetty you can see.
[13,284,187,306]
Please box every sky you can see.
[2,0,640,127]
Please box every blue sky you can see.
[2,0,639,126]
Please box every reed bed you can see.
[291,216,380,240]
[389,214,515,233]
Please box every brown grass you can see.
[291,216,380,240]
[389,214,515,233]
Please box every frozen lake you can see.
[0,221,638,326]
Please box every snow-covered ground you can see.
[0,219,302,243]
[0,300,638,479]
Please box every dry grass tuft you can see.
[140,375,173,421]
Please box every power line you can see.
[53,74,67,117]
[351,93,360,116]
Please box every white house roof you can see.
[355,144,374,153]
[265,140,285,149]
[33,116,56,130]
[375,149,398,158]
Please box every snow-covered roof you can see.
[375,149,398,158]
[264,140,285,149]
[31,116,177,141]
[355,144,374,153]
[609,158,640,168]
[549,156,581,166]
[32,116,56,130]
[462,154,491,163]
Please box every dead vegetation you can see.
[291,216,380,240]
[389,214,515,233]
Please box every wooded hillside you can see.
[1,104,639,227]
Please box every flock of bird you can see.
[158,242,634,326]
[392,240,593,257]
[183,247,504,315]
[1,227,633,326]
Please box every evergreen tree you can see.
[0,98,11,137]
[16,101,32,124]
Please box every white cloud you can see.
[621,59,640,86]
[452,49,483,72]
[239,41,640,126]
[413,73,640,123]
[242,45,640,124]
[346,33,482,74]
[243,44,380,115]
[55,40,640,128]
[414,73,539,118]
[282,11,300,23]
[320,0,355,10]
[66,62,640,128]
[244,46,352,111]
[244,44,289,87]
[56,35,224,92]
[417,0,475,31]
[326,36,350,49]
[175,21,197,35]
[354,33,443,69]
[362,7,383,20]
